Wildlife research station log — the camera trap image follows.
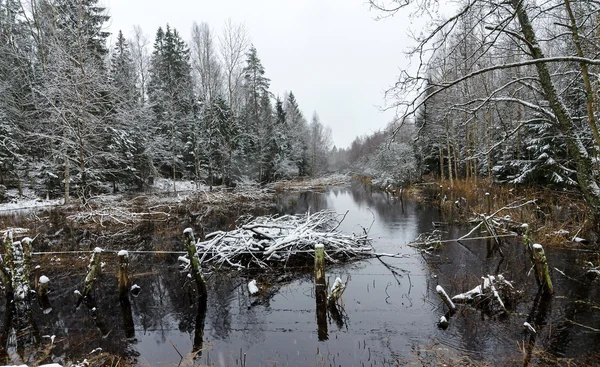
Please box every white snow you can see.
[178,256,190,265]
[131,284,141,292]
[93,247,103,253]
[183,227,194,234]
[39,275,50,284]
[248,280,259,295]
[436,285,456,310]
[0,187,62,213]
[532,243,543,250]
[524,322,536,334]
[330,277,344,293]
[117,250,128,257]
[439,316,448,326]
[315,243,324,249]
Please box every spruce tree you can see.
[147,25,194,191]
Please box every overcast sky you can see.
[104,0,419,149]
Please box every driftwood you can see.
[459,199,537,248]
[190,210,374,269]
[451,274,515,313]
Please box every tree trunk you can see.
[512,0,600,223]
[445,117,454,186]
[564,0,600,150]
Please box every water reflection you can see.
[1,185,600,365]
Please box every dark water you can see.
[1,184,600,366]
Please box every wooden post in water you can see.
[38,274,52,314]
[314,244,325,285]
[0,236,9,287]
[314,243,328,341]
[83,247,102,299]
[183,228,207,299]
[532,244,553,295]
[117,250,129,299]
[1,232,14,292]
[38,275,49,298]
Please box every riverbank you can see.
[384,178,597,248]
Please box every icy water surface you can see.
[1,184,600,366]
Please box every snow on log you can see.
[328,277,346,303]
[192,210,373,269]
[436,285,456,313]
[524,322,536,334]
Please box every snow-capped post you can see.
[83,247,102,299]
[314,243,325,286]
[436,285,456,314]
[532,244,553,295]
[117,250,129,299]
[37,274,52,314]
[38,275,50,298]
[183,228,207,300]
[485,192,491,215]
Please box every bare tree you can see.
[130,25,150,105]
[372,0,600,223]
[191,21,223,103]
[219,19,249,114]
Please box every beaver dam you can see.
[1,184,600,366]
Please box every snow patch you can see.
[39,275,50,284]
[248,280,259,295]
[117,250,128,257]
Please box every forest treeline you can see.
[355,0,600,224]
[0,0,334,203]
[4,0,600,225]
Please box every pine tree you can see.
[32,0,111,202]
[147,25,194,192]
[242,45,271,180]
[107,30,152,190]
[284,92,309,176]
[0,0,33,197]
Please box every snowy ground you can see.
[0,188,62,212]
[0,175,351,213]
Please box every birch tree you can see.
[373,0,600,223]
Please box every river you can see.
[1,183,599,366]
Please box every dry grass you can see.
[415,178,591,247]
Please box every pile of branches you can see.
[451,274,520,313]
[192,210,373,269]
